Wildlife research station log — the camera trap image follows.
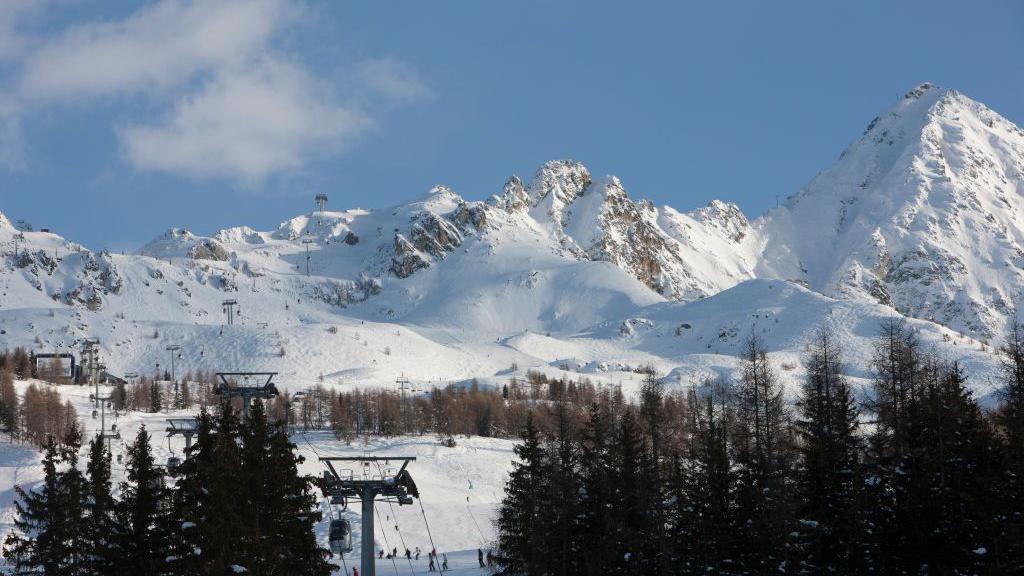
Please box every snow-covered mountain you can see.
[1,83,1020,397]
[756,83,1024,340]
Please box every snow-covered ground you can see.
[0,379,513,574]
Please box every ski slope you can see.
[0,379,513,575]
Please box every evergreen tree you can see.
[150,381,163,413]
[612,409,649,575]
[112,379,128,411]
[496,413,548,576]
[84,433,118,574]
[998,319,1024,571]
[863,318,925,574]
[115,425,171,575]
[543,399,580,576]
[577,402,617,576]
[913,361,999,573]
[673,379,736,575]
[240,399,331,575]
[732,331,794,573]
[2,434,85,575]
[790,327,864,574]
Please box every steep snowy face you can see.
[757,83,1024,339]
[0,211,11,230]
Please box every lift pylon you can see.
[214,372,278,420]
[319,456,418,576]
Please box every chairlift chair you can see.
[329,519,353,554]
[166,456,182,477]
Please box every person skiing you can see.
[353,568,358,576]
[428,556,435,572]
[478,548,485,567]
[442,553,448,571]
[378,549,384,560]
[415,547,421,560]
[392,547,397,558]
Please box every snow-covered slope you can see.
[756,83,1024,340]
[2,82,1022,393]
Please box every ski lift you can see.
[91,410,98,419]
[111,423,117,433]
[116,454,122,464]
[166,456,182,477]
[329,519,353,554]
[330,493,346,507]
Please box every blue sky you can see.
[1,0,1022,250]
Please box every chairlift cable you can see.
[373,461,417,576]
[414,492,443,573]
[374,502,401,576]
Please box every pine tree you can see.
[612,409,649,575]
[242,400,331,575]
[115,425,171,575]
[863,317,925,574]
[496,413,549,576]
[150,381,163,413]
[674,379,737,574]
[913,361,999,573]
[577,402,617,576]
[543,399,580,576]
[998,319,1024,571]
[790,327,864,574]
[83,433,118,573]
[732,331,794,573]
[2,434,84,575]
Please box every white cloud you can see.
[19,0,293,99]
[3,0,429,182]
[120,58,369,181]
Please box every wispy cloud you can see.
[2,0,429,183]
[120,57,369,181]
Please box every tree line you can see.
[495,319,1024,575]
[3,400,332,576]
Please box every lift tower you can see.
[166,418,199,452]
[213,372,279,420]
[319,456,418,576]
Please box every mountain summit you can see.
[756,83,1024,338]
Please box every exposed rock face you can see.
[391,234,430,278]
[189,239,230,261]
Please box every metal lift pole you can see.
[320,457,418,576]
[361,485,376,576]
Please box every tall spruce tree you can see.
[115,424,171,575]
[732,331,794,573]
[790,327,864,574]
[84,433,118,574]
[864,318,925,574]
[3,436,80,575]
[577,402,617,576]
[673,378,736,574]
[496,413,548,576]
[240,399,331,575]
[998,319,1024,571]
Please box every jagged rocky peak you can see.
[689,200,750,243]
[492,175,530,212]
[526,159,592,210]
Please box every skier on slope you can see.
[478,548,485,567]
